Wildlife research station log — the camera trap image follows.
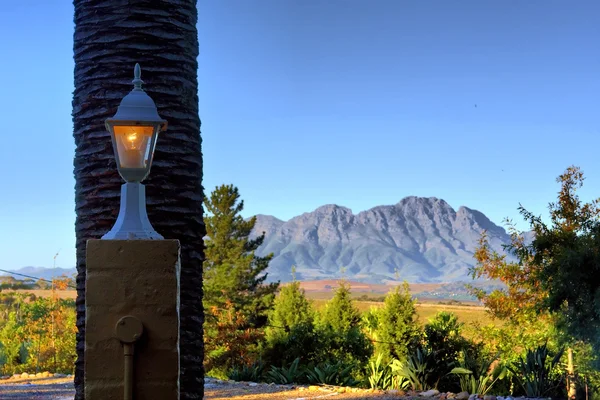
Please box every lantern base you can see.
[101,182,164,240]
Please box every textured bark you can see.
[72,1,204,399]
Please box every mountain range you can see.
[0,266,76,281]
[8,196,521,285]
[251,196,518,283]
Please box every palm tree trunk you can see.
[72,1,204,399]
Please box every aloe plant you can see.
[306,361,358,386]
[510,344,564,398]
[367,353,410,390]
[228,360,265,382]
[396,347,437,391]
[265,357,305,384]
[451,353,506,396]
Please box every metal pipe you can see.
[115,315,143,400]
[124,343,134,400]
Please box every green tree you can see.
[520,167,600,352]
[319,281,361,333]
[203,184,279,328]
[424,311,465,361]
[262,271,321,366]
[375,282,420,362]
[469,166,600,395]
[317,281,373,366]
[267,273,314,333]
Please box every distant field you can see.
[308,298,495,339]
[303,280,498,340]
[298,280,448,295]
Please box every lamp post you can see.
[101,64,167,240]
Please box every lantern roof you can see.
[106,64,167,128]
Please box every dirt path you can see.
[0,377,404,400]
[0,377,74,399]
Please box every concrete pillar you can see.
[85,239,180,400]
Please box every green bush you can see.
[228,360,265,382]
[306,361,358,387]
[374,282,421,362]
[396,346,438,391]
[510,343,565,398]
[424,311,473,391]
[452,351,506,395]
[265,358,305,384]
[367,353,409,390]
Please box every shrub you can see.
[375,282,421,362]
[367,353,409,390]
[318,281,361,333]
[228,360,265,382]
[510,343,565,398]
[306,361,359,386]
[452,351,507,395]
[265,358,306,384]
[204,301,264,376]
[261,321,322,366]
[397,346,438,391]
[424,311,472,391]
[266,279,314,333]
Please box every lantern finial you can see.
[132,63,143,91]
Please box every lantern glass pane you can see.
[113,125,155,169]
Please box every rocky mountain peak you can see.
[251,196,512,283]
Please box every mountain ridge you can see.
[251,196,513,284]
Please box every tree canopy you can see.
[471,166,600,349]
[203,184,279,328]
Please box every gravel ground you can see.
[0,377,74,399]
[0,377,401,399]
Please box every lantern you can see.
[101,64,167,240]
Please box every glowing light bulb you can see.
[127,132,139,149]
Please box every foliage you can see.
[262,277,323,366]
[510,343,565,398]
[367,353,409,390]
[0,290,76,374]
[361,307,380,342]
[315,281,373,366]
[374,282,421,362]
[470,166,600,351]
[306,361,359,387]
[423,311,472,391]
[204,300,264,376]
[262,321,323,366]
[424,311,466,362]
[318,281,361,333]
[521,167,600,352]
[367,353,388,389]
[228,360,265,382]
[203,184,280,375]
[267,279,313,333]
[265,357,305,384]
[396,346,438,391]
[452,351,506,395]
[203,184,279,328]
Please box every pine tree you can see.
[317,281,373,366]
[319,281,361,333]
[203,184,279,328]
[267,269,314,333]
[262,269,320,366]
[376,282,420,361]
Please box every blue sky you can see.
[0,1,599,271]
